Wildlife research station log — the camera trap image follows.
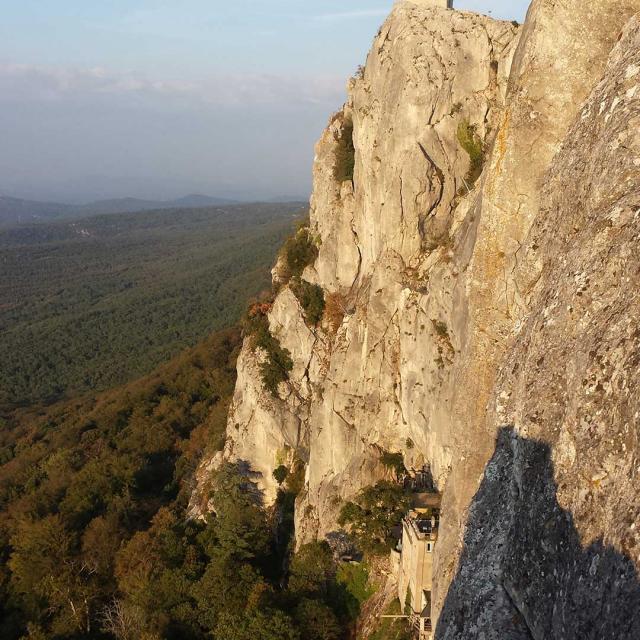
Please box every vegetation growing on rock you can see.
[338,482,411,555]
[273,465,289,485]
[323,292,347,334]
[432,319,455,369]
[333,117,355,183]
[456,120,484,190]
[280,225,319,281]
[244,304,294,397]
[379,451,406,478]
[290,278,325,326]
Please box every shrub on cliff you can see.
[380,451,406,478]
[324,292,347,334]
[281,226,319,281]
[244,308,293,397]
[457,119,484,189]
[273,465,289,485]
[291,278,325,326]
[333,117,355,183]
[258,334,293,396]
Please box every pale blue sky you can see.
[0,1,530,202]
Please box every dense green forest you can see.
[0,208,414,640]
[0,323,400,640]
[0,203,304,409]
[0,326,242,638]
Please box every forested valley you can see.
[0,202,303,410]
[0,307,393,640]
[0,204,411,640]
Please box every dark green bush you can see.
[282,227,318,280]
[259,344,293,398]
[273,465,289,485]
[333,117,355,183]
[457,120,484,190]
[380,451,406,477]
[294,599,342,640]
[291,278,325,326]
[288,541,336,596]
[245,311,293,397]
[338,481,411,555]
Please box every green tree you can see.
[192,560,266,631]
[281,228,318,280]
[338,481,410,554]
[294,599,341,640]
[82,513,124,584]
[9,516,98,636]
[205,463,270,564]
[245,312,293,396]
[288,541,335,596]
[215,609,300,640]
[290,279,325,326]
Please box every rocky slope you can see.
[192,0,640,634]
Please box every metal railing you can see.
[409,612,433,640]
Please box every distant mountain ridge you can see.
[77,194,239,215]
[0,196,72,225]
[0,193,240,225]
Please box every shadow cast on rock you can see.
[435,427,640,640]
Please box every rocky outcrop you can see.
[192,0,640,633]
[193,0,520,515]
[437,16,640,637]
[431,0,640,617]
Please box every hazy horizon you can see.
[1,0,529,203]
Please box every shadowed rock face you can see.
[436,428,640,640]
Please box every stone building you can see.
[395,493,441,639]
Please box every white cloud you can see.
[0,63,346,107]
[0,63,193,101]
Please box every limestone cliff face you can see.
[192,0,640,633]
[437,15,640,637]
